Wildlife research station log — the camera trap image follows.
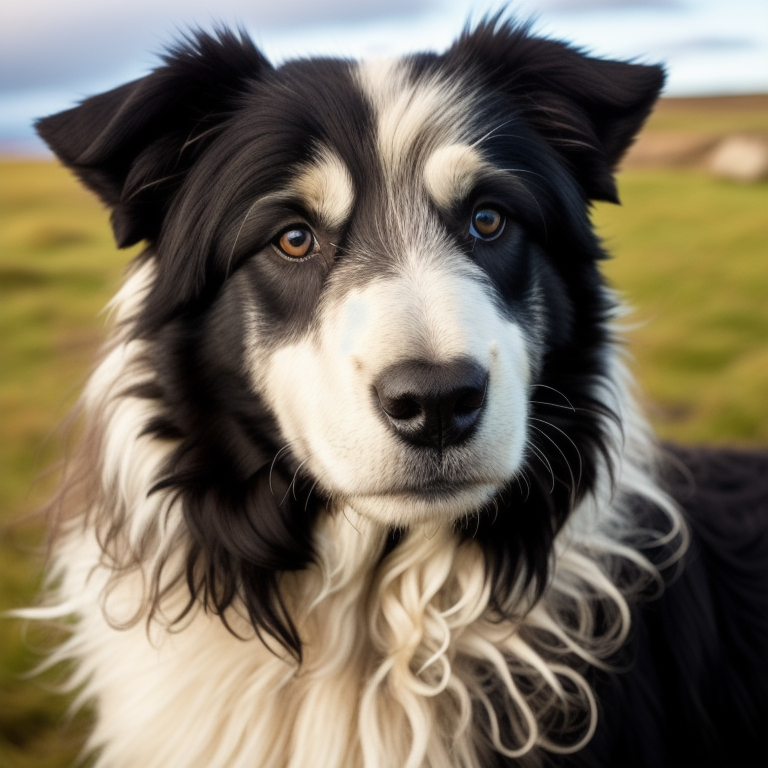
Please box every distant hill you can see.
[624,93,768,172]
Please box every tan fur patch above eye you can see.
[292,147,355,229]
[423,144,487,209]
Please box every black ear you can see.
[448,19,665,202]
[36,29,271,247]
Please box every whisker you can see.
[529,423,575,501]
[530,417,583,492]
[514,471,532,502]
[269,444,294,497]
[519,470,532,502]
[530,385,575,411]
[465,509,483,539]
[279,457,310,507]
[490,497,500,527]
[305,480,320,513]
[527,442,556,494]
[341,505,361,534]
[530,400,577,411]
[290,458,312,502]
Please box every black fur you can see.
[555,446,768,768]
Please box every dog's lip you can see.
[356,478,498,499]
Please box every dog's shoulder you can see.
[561,445,768,768]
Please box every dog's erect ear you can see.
[448,19,665,202]
[36,30,271,247]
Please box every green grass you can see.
[1,160,136,768]
[1,154,767,766]
[595,170,768,444]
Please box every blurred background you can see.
[1,1,766,765]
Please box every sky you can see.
[1,0,767,153]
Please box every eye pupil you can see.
[286,230,307,248]
[471,208,504,240]
[278,227,314,259]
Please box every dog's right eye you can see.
[470,207,505,241]
[274,227,316,260]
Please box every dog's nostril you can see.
[381,396,422,421]
[454,385,486,415]
[373,358,488,450]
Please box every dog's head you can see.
[38,20,663,653]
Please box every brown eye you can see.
[470,207,504,241]
[276,227,316,259]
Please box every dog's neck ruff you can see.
[31,263,684,768]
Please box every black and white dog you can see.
[30,19,767,768]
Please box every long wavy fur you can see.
[23,262,687,768]
[18,20,700,768]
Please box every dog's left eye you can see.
[274,227,317,260]
[470,207,505,241]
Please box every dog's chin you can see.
[346,483,499,528]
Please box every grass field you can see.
[1,97,767,767]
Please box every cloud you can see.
[2,0,766,149]
[665,36,757,52]
[534,0,680,11]
[0,0,434,92]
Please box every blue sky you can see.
[1,0,766,152]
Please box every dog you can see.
[28,18,768,768]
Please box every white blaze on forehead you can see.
[423,144,488,209]
[356,59,475,176]
[334,273,468,366]
[329,246,524,377]
[291,146,355,229]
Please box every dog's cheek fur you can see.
[132,270,326,655]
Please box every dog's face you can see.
[242,48,611,526]
[240,60,545,526]
[38,21,663,650]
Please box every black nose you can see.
[373,358,488,450]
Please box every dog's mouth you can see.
[300,439,519,525]
[351,458,505,497]
[386,478,491,497]
[345,479,500,526]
